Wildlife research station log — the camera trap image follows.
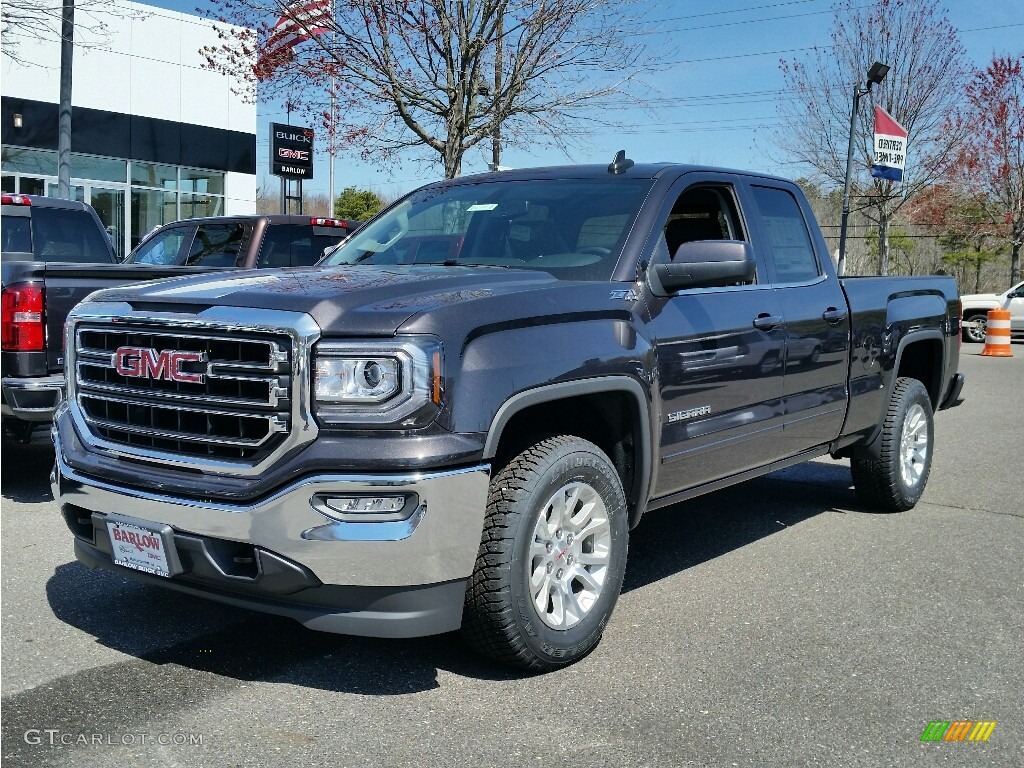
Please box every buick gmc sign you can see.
[271,123,314,179]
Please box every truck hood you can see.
[84,266,560,336]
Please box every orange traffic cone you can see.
[980,307,1013,357]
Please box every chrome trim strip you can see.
[76,329,287,372]
[65,302,321,477]
[82,413,285,448]
[75,364,282,409]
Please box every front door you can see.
[645,176,788,498]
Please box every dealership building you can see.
[1,1,256,259]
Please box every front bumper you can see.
[52,424,491,638]
[2,374,65,422]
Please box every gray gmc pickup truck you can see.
[52,158,965,670]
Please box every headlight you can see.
[315,357,401,403]
[313,338,442,426]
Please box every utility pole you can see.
[490,8,503,171]
[57,0,75,198]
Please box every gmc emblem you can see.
[113,346,207,384]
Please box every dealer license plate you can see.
[106,517,177,578]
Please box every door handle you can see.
[822,307,848,325]
[753,313,783,331]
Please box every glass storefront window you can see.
[2,147,56,176]
[2,148,126,183]
[131,162,178,190]
[180,168,224,196]
[131,189,178,251]
[179,193,224,219]
[72,155,126,183]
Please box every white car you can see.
[960,280,1024,342]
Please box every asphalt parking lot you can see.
[2,345,1021,768]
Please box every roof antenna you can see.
[607,150,634,175]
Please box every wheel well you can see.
[491,392,641,516]
[896,339,943,407]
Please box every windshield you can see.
[322,178,653,281]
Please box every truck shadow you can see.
[37,459,861,706]
[1,437,55,504]
[623,460,857,593]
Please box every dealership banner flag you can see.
[871,105,908,183]
[257,0,332,76]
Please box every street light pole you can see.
[837,61,890,276]
[57,0,75,199]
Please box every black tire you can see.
[962,312,988,343]
[851,377,934,511]
[461,435,629,671]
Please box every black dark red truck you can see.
[51,157,965,670]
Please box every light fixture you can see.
[13,114,23,129]
[866,62,890,86]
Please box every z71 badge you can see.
[667,405,712,423]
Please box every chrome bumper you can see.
[2,374,65,422]
[52,435,490,588]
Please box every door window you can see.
[129,225,191,265]
[749,186,820,283]
[185,223,245,266]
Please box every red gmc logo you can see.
[113,346,207,384]
[278,148,310,161]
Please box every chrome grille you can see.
[74,325,292,461]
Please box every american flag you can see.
[256,0,332,77]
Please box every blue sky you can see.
[142,0,1023,201]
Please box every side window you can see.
[129,226,191,265]
[29,207,113,263]
[750,186,820,283]
[186,223,245,266]
[257,224,327,268]
[661,186,744,261]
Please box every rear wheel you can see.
[963,312,988,343]
[461,435,629,671]
[851,377,934,511]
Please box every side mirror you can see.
[654,240,756,292]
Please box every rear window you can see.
[24,207,114,263]
[1,215,32,253]
[258,224,348,268]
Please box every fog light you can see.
[327,496,404,514]
[313,494,413,523]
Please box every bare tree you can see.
[202,0,650,178]
[1,0,139,63]
[775,0,971,274]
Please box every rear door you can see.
[645,173,788,498]
[744,182,851,453]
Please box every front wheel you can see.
[461,435,629,671]
[851,377,934,511]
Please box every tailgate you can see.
[42,264,227,371]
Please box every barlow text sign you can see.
[871,106,907,183]
[271,123,314,179]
